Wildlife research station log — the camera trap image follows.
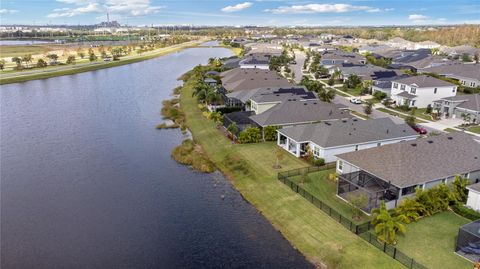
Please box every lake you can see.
[0,45,313,269]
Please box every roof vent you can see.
[293,99,297,101]
[386,129,389,134]
[342,120,347,123]
[349,133,352,135]
[304,103,307,105]
[325,122,331,125]
[313,102,317,104]
[276,94,280,96]
[353,118,358,121]
[411,143,417,147]
[427,140,433,144]
[447,136,453,140]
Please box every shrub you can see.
[373,91,387,100]
[171,140,214,173]
[313,158,325,167]
[216,106,242,115]
[238,127,261,143]
[451,204,480,221]
[263,126,277,141]
[327,77,335,86]
[426,104,433,114]
[227,123,239,135]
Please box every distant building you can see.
[421,63,480,88]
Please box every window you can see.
[411,100,416,106]
[471,82,475,87]
[400,84,405,91]
[410,87,416,94]
[313,145,320,156]
[453,88,456,93]
[338,160,343,171]
[402,185,417,196]
[393,83,398,89]
[433,88,437,94]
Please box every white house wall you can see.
[391,83,457,108]
[467,191,480,212]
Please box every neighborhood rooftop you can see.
[421,63,480,81]
[393,75,455,87]
[336,132,480,188]
[278,118,418,148]
[226,86,315,104]
[220,68,292,92]
[437,94,480,112]
[249,99,350,127]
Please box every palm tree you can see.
[332,69,342,81]
[394,198,425,224]
[372,202,407,244]
[318,89,336,103]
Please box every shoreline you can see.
[177,72,404,269]
[0,39,207,85]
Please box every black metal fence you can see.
[277,166,428,269]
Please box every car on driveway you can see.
[350,98,362,104]
[411,125,427,135]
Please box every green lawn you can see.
[350,110,370,120]
[0,45,54,57]
[395,211,472,269]
[467,125,480,134]
[181,77,404,268]
[334,89,350,97]
[376,108,427,124]
[289,170,371,224]
[444,128,457,133]
[391,107,436,121]
[342,87,363,96]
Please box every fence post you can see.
[410,258,414,269]
[383,242,386,252]
[393,248,396,259]
[329,207,331,216]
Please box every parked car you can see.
[411,125,427,135]
[350,98,362,104]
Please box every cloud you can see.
[47,3,101,17]
[265,4,382,14]
[408,14,429,20]
[221,2,253,13]
[0,9,18,14]
[48,0,163,18]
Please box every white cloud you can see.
[408,14,429,20]
[221,2,253,13]
[47,3,101,17]
[0,9,18,14]
[48,0,163,18]
[265,4,382,14]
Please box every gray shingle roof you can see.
[278,118,418,148]
[421,63,480,81]
[336,132,480,188]
[440,94,480,112]
[220,68,292,92]
[249,100,351,127]
[467,182,480,193]
[226,86,315,104]
[339,64,401,80]
[393,75,455,88]
[396,91,417,99]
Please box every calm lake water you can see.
[0,46,313,269]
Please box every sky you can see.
[0,0,479,26]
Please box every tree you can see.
[22,54,32,68]
[332,69,342,81]
[0,59,5,71]
[451,176,469,204]
[372,202,407,244]
[394,198,425,224]
[344,74,362,89]
[47,54,58,64]
[404,109,416,127]
[238,127,261,143]
[227,123,238,135]
[364,101,373,116]
[474,53,479,64]
[318,88,336,103]
[274,147,284,169]
[11,56,22,69]
[462,53,472,62]
[66,55,76,65]
[461,112,472,125]
[263,125,277,141]
[36,59,47,68]
[89,52,97,62]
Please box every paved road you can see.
[291,50,306,83]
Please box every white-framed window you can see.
[338,160,343,171]
[393,83,398,89]
[313,145,320,156]
[433,88,437,94]
[411,100,416,106]
[453,88,456,93]
[411,87,416,94]
[400,84,405,91]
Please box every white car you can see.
[350,98,362,104]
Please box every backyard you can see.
[395,211,472,269]
[288,169,370,224]
[180,76,404,268]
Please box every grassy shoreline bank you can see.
[179,76,404,268]
[0,40,205,85]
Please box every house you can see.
[432,94,480,122]
[223,56,241,69]
[371,75,410,97]
[358,45,391,54]
[223,111,256,133]
[320,51,366,68]
[439,45,479,59]
[414,41,441,50]
[387,37,415,50]
[220,68,292,92]
[389,49,451,71]
[390,75,457,108]
[225,86,316,108]
[249,99,351,128]
[204,78,217,86]
[277,118,418,161]
[335,132,480,212]
[421,63,480,88]
[336,64,401,81]
[239,53,271,69]
[467,183,480,212]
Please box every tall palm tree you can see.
[332,69,342,81]
[318,89,336,103]
[372,202,407,244]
